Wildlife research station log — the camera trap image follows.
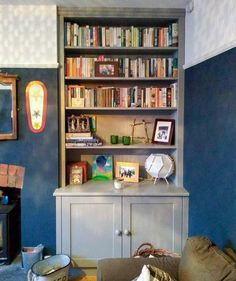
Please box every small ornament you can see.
[129,118,152,143]
[145,154,175,184]
[113,178,124,190]
[67,114,90,133]
[25,81,47,133]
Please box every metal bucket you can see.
[27,254,70,281]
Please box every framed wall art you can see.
[115,161,139,183]
[25,80,47,133]
[92,155,113,180]
[152,119,174,145]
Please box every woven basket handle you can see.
[133,242,154,256]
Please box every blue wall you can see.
[0,68,58,254]
[184,48,236,248]
[1,48,236,254]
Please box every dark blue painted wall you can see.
[184,48,236,248]
[0,68,58,254]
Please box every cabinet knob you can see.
[115,229,122,236]
[124,229,131,236]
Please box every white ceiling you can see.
[0,0,190,9]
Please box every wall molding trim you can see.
[184,41,236,69]
[0,63,59,69]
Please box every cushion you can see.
[224,248,236,263]
[97,257,180,281]
[133,264,177,281]
[179,236,236,281]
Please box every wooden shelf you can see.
[65,77,178,82]
[65,46,178,55]
[65,106,177,111]
[65,143,177,150]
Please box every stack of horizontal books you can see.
[65,132,103,147]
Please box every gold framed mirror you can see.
[0,73,18,140]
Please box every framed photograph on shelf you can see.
[95,61,119,77]
[115,161,139,183]
[152,119,175,145]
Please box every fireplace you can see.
[0,202,21,265]
[0,164,24,264]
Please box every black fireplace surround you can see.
[0,202,21,264]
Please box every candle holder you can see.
[110,135,119,144]
[122,136,131,145]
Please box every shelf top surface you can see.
[54,180,189,197]
[65,107,177,111]
[65,77,178,81]
[65,144,176,149]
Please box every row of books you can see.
[65,22,178,48]
[65,56,178,78]
[65,84,177,108]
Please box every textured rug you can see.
[0,262,27,281]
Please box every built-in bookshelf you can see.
[58,8,185,187]
[56,7,188,267]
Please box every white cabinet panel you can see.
[122,197,183,257]
[61,196,122,267]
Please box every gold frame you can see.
[0,73,18,140]
[115,161,139,182]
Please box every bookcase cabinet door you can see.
[61,196,122,267]
[122,196,184,257]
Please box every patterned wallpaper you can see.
[0,5,57,68]
[185,0,236,68]
[1,2,235,69]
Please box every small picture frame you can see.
[152,119,175,145]
[95,61,119,77]
[69,166,83,185]
[115,161,139,183]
